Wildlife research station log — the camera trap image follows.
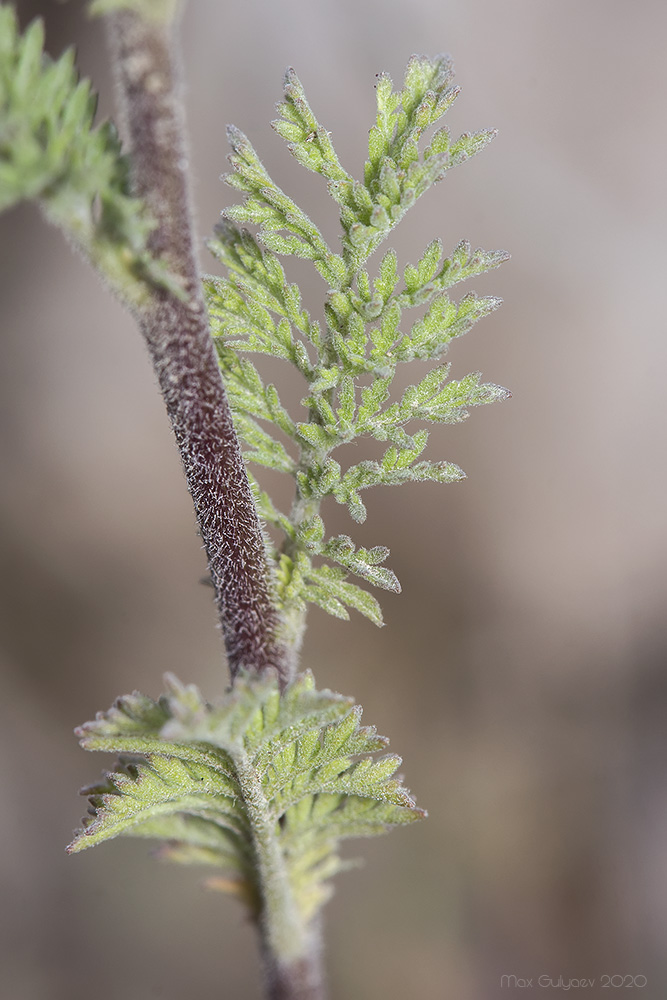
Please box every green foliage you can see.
[205,54,509,632]
[0,26,507,955]
[69,671,424,928]
[0,5,179,302]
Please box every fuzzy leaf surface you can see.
[208,55,509,628]
[69,672,424,922]
[0,7,178,300]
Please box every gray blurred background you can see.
[2,1,666,997]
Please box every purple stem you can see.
[105,9,294,684]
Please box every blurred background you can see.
[2,0,666,997]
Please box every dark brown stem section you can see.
[106,9,293,683]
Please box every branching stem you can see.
[103,5,323,995]
[105,6,294,684]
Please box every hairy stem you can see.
[103,6,324,996]
[234,750,326,1000]
[261,946,326,1000]
[105,5,294,683]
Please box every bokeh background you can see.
[2,1,667,997]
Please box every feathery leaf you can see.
[0,8,179,301]
[208,55,509,627]
[69,672,424,924]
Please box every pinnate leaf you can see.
[69,672,424,923]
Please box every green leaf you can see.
[321,535,400,593]
[357,376,393,424]
[295,422,339,454]
[0,8,179,302]
[375,248,399,300]
[223,125,346,288]
[361,366,510,434]
[205,56,508,628]
[69,672,425,927]
[273,68,351,190]
[396,238,509,311]
[391,291,502,363]
[449,128,498,165]
[303,566,385,626]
